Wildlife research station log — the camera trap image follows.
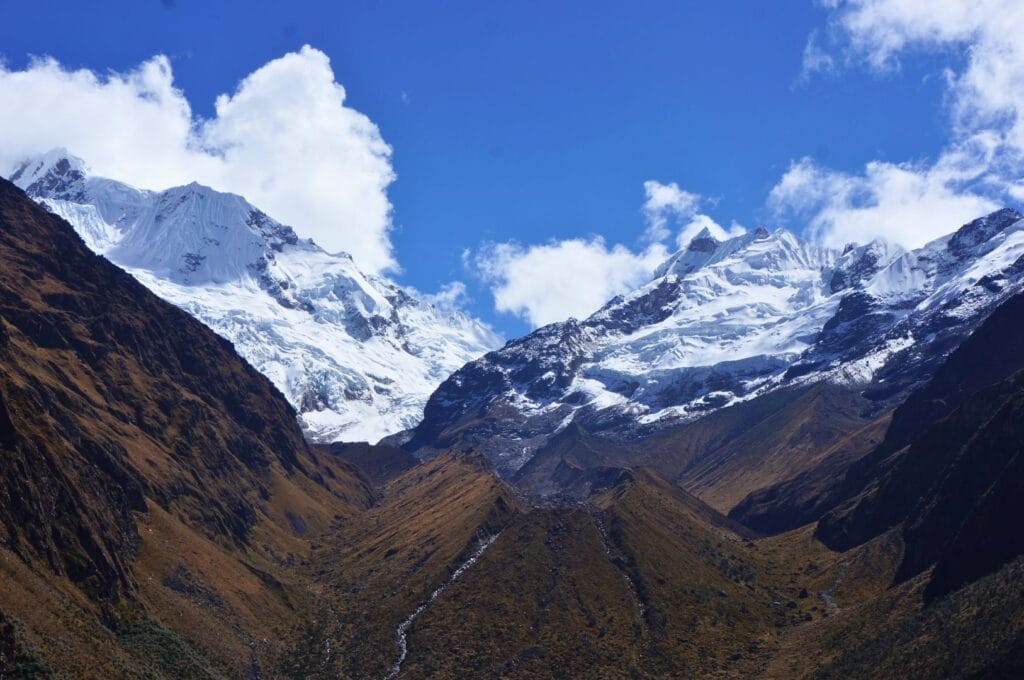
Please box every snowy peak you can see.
[654,226,828,281]
[828,239,904,294]
[116,184,269,282]
[947,207,1023,258]
[724,227,826,273]
[687,227,721,252]
[10,150,502,443]
[409,206,1024,478]
[108,181,317,287]
[13,150,313,283]
[10,149,88,202]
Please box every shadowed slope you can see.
[322,440,418,488]
[0,178,371,677]
[816,292,1024,599]
[514,382,886,526]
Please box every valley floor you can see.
[263,455,1024,679]
[4,448,1023,679]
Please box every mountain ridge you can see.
[0,175,375,675]
[9,149,502,444]
[407,206,1024,488]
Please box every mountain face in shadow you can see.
[815,291,1024,599]
[0,177,372,674]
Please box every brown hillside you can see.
[0,177,371,677]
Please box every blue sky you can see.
[1,1,1016,337]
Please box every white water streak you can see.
[384,532,501,679]
[594,516,645,618]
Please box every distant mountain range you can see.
[10,150,501,444]
[406,207,1024,487]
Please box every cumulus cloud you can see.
[769,154,999,248]
[474,237,669,327]
[0,46,397,272]
[787,0,1024,247]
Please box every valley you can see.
[1,172,1023,679]
[5,2,1024,676]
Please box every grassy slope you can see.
[591,469,779,677]
[309,451,520,678]
[370,467,797,678]
[403,507,646,678]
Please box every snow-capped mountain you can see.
[10,149,501,443]
[407,209,1024,475]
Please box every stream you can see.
[384,532,501,679]
[820,560,851,610]
[593,515,646,619]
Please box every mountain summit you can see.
[10,151,501,443]
[408,207,1024,479]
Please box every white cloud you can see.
[786,0,1024,248]
[474,238,670,327]
[642,180,701,241]
[642,179,744,247]
[472,181,737,327]
[0,46,397,272]
[769,155,998,248]
[820,0,1024,151]
[421,280,470,312]
[800,30,837,79]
